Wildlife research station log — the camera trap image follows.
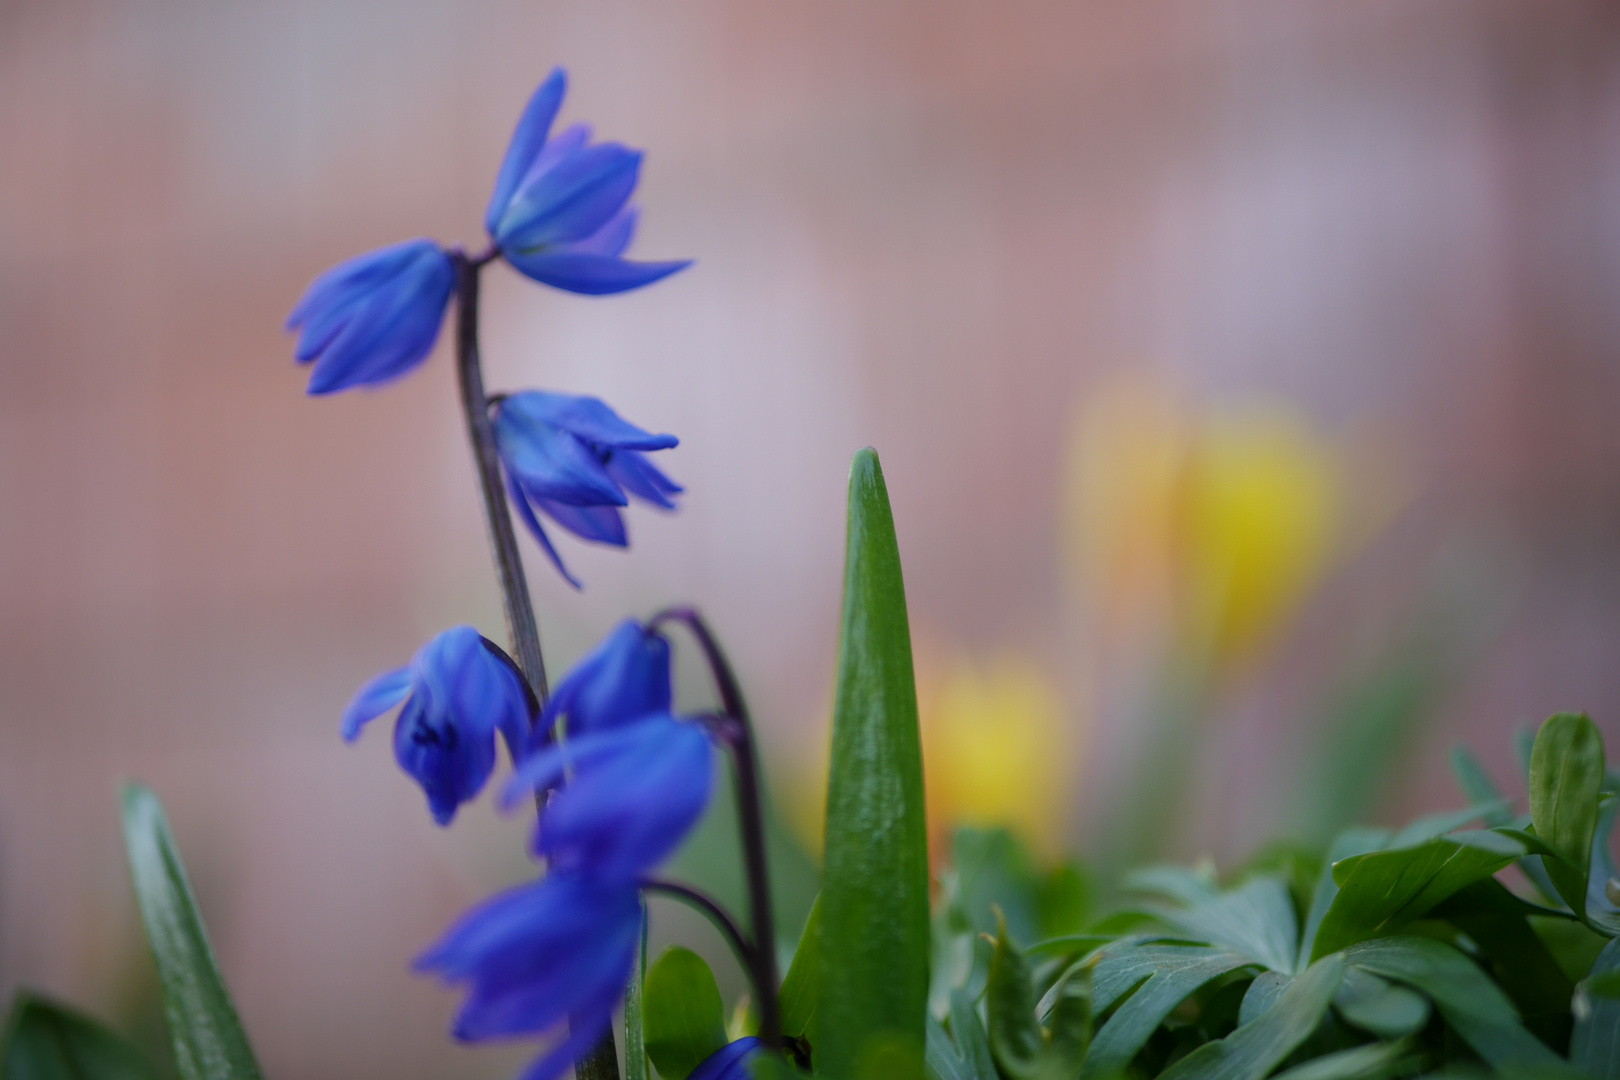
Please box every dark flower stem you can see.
[640,878,756,978]
[453,250,620,1080]
[649,607,781,1046]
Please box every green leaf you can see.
[1344,935,1560,1068]
[1140,875,1298,974]
[1299,829,1388,968]
[1310,829,1524,959]
[1041,964,1091,1080]
[625,907,650,1080]
[1433,880,1572,1050]
[1331,967,1429,1038]
[1268,1037,1417,1080]
[1084,947,1251,1076]
[643,947,729,1080]
[1156,954,1344,1080]
[120,784,262,1080]
[951,829,1042,944]
[1450,747,1512,826]
[985,916,1043,1080]
[1037,862,1093,939]
[2,992,163,1080]
[948,990,996,1080]
[778,895,820,1040]
[1572,939,1620,1080]
[1528,713,1605,918]
[1238,972,1290,1026]
[817,448,930,1080]
[926,1014,973,1080]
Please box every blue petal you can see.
[689,1039,764,1080]
[536,619,672,739]
[484,69,567,236]
[503,252,692,296]
[499,391,677,451]
[501,720,661,807]
[493,403,627,506]
[536,499,627,546]
[557,205,637,258]
[286,239,427,335]
[496,143,642,251]
[606,449,682,509]
[513,997,620,1080]
[305,244,453,395]
[392,692,498,827]
[340,665,413,741]
[504,468,584,590]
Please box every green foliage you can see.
[1,992,163,1080]
[625,908,651,1080]
[778,896,822,1042]
[643,946,729,1080]
[816,448,931,1079]
[119,785,262,1080]
[1529,715,1606,920]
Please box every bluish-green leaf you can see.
[1085,948,1250,1076]
[1345,935,1559,1068]
[1572,939,1620,1080]
[817,448,930,1080]
[1529,713,1605,919]
[1140,875,1298,974]
[120,784,262,1080]
[643,946,729,1080]
[1299,829,1388,968]
[625,906,650,1080]
[1433,879,1572,1049]
[949,989,996,1080]
[778,895,820,1041]
[1331,967,1429,1038]
[1238,972,1290,1026]
[1156,954,1344,1080]
[1268,1037,1417,1080]
[2,992,163,1080]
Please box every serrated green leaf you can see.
[2,992,164,1080]
[1310,829,1524,959]
[1084,948,1250,1076]
[1529,713,1605,919]
[778,895,820,1042]
[1156,954,1344,1080]
[644,946,729,1080]
[985,916,1042,1080]
[1332,967,1429,1038]
[120,784,262,1080]
[1345,935,1559,1068]
[1572,939,1620,1080]
[626,907,650,1080]
[817,448,929,1080]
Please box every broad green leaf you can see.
[1331,967,1429,1038]
[643,946,729,1080]
[1434,880,1572,1049]
[1141,876,1298,974]
[120,784,262,1080]
[1572,939,1620,1080]
[625,907,650,1080]
[1299,829,1388,968]
[1310,829,1524,959]
[1529,713,1605,918]
[2,992,163,1080]
[1268,1037,1417,1080]
[1084,948,1250,1076]
[778,896,820,1041]
[1345,935,1559,1068]
[817,448,929,1080]
[985,917,1042,1080]
[1238,972,1290,1026]
[1156,954,1344,1080]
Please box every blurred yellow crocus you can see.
[1066,372,1343,668]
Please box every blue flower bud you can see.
[342,626,534,825]
[689,1038,764,1080]
[540,619,672,741]
[414,872,640,1080]
[502,715,713,879]
[486,70,691,295]
[492,391,681,586]
[285,239,454,395]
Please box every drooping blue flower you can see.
[285,239,455,395]
[689,1038,764,1080]
[492,391,682,586]
[414,872,640,1080]
[502,715,713,879]
[342,626,534,825]
[486,69,691,295]
[539,619,671,742]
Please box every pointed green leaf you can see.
[985,916,1042,1080]
[1041,963,1091,1080]
[777,895,820,1040]
[643,947,729,1080]
[2,992,163,1080]
[948,990,996,1080]
[1572,939,1620,1080]
[1085,949,1248,1076]
[1434,879,1572,1049]
[1141,875,1298,973]
[1268,1038,1417,1080]
[817,448,930,1080]
[1156,954,1344,1080]
[1238,972,1290,1026]
[1529,713,1605,918]
[120,784,262,1080]
[1298,829,1388,970]
[625,907,650,1080]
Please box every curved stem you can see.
[640,878,757,985]
[648,608,781,1045]
[452,252,549,706]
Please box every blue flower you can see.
[486,69,691,295]
[689,1039,764,1080]
[285,239,455,395]
[493,391,682,587]
[414,872,640,1080]
[502,716,713,879]
[539,619,671,741]
[342,626,534,825]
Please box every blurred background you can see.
[3,1,1620,1077]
